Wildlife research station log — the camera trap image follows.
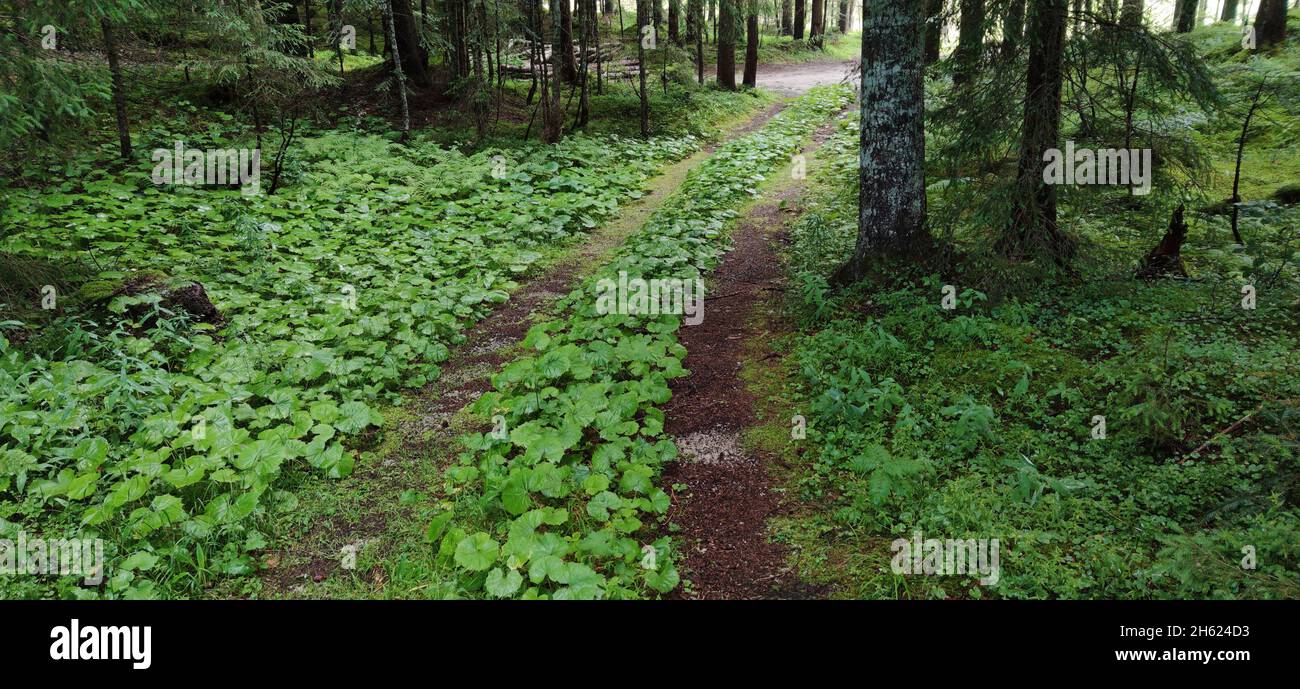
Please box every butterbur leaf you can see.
[336,401,375,434]
[485,567,523,597]
[644,488,671,514]
[454,532,500,571]
[586,491,622,520]
[644,562,680,593]
[582,473,610,496]
[500,473,531,515]
[619,464,654,495]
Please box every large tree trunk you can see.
[669,0,681,42]
[1255,0,1288,46]
[1174,0,1197,32]
[1220,0,1238,22]
[743,2,758,86]
[101,18,132,159]
[955,0,984,84]
[1004,0,1074,261]
[924,0,943,64]
[782,0,793,35]
[390,0,432,87]
[835,0,928,283]
[794,0,806,38]
[717,0,737,88]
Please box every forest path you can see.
[660,115,845,600]
[256,101,790,598]
[715,59,857,97]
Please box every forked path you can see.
[661,118,844,600]
[258,102,788,596]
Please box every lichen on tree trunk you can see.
[834,0,928,284]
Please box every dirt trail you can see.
[258,102,790,597]
[715,60,857,97]
[661,118,844,600]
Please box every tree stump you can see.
[112,273,224,328]
[1136,204,1189,279]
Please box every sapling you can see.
[1228,75,1271,245]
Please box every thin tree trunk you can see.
[637,0,650,135]
[693,0,705,83]
[473,0,489,137]
[1003,0,1026,57]
[1120,0,1143,27]
[304,0,314,45]
[390,0,433,86]
[578,0,591,126]
[1004,0,1074,261]
[543,0,565,142]
[955,0,984,84]
[368,10,377,53]
[924,0,942,64]
[1221,0,1238,21]
[743,1,758,86]
[1174,0,1197,32]
[383,0,412,140]
[810,0,824,46]
[525,0,540,105]
[669,0,681,42]
[447,0,468,80]
[1230,79,1268,244]
[794,0,805,38]
[835,0,928,283]
[101,18,132,159]
[718,0,737,88]
[560,0,579,82]
[331,0,345,79]
[593,0,604,94]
